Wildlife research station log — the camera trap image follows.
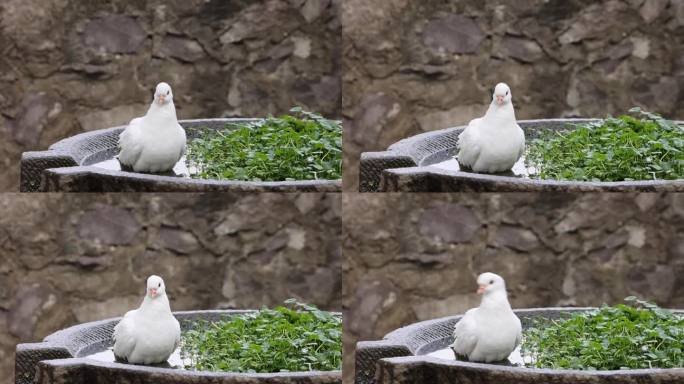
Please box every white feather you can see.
[451,308,479,357]
[112,309,138,359]
[117,118,144,168]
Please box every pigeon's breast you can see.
[132,315,178,358]
[135,125,185,171]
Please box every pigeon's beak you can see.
[477,285,487,295]
[495,95,504,105]
[157,95,165,105]
[149,288,158,298]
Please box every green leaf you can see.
[185,109,342,181]
[520,297,684,370]
[526,108,684,182]
[180,299,341,373]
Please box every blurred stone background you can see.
[343,0,684,191]
[0,193,341,383]
[343,193,684,383]
[0,0,341,191]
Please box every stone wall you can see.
[343,0,684,190]
[342,193,684,383]
[0,193,342,384]
[0,0,341,191]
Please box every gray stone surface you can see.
[344,0,684,191]
[0,0,341,191]
[422,15,485,54]
[77,205,141,246]
[82,15,146,54]
[342,193,684,383]
[0,193,342,384]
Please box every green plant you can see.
[521,297,684,370]
[180,300,342,373]
[527,108,684,181]
[186,107,342,181]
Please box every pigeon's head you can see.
[154,82,174,106]
[492,83,512,106]
[146,275,166,299]
[476,272,506,295]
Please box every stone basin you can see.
[354,308,684,384]
[359,119,684,192]
[21,118,342,192]
[16,310,342,384]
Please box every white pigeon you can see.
[113,275,181,365]
[450,272,522,363]
[456,83,525,173]
[118,82,187,173]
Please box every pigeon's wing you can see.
[173,317,181,350]
[451,308,479,357]
[177,123,187,158]
[118,117,144,167]
[457,118,483,168]
[514,329,522,349]
[112,310,138,360]
[515,123,525,160]
[513,316,523,348]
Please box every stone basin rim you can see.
[20,118,342,192]
[356,307,684,381]
[39,358,340,379]
[359,118,684,192]
[16,309,342,383]
[381,355,684,377]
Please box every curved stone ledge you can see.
[359,119,684,192]
[355,308,684,384]
[21,119,342,192]
[16,310,342,384]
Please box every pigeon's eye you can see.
[506,91,509,95]
[166,90,170,96]
[158,283,161,288]
[489,280,494,285]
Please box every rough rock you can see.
[158,35,206,62]
[156,227,200,255]
[300,0,331,23]
[348,277,398,340]
[83,15,147,54]
[500,36,544,63]
[423,15,485,54]
[418,203,480,244]
[558,1,637,45]
[8,284,57,340]
[72,295,140,323]
[639,0,668,23]
[77,205,140,246]
[76,104,147,132]
[352,93,401,144]
[489,225,540,252]
[8,93,62,147]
